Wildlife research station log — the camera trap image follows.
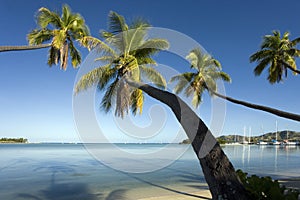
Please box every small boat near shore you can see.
[257,140,268,145]
[270,139,281,145]
[283,140,298,146]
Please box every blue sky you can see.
[0,0,300,143]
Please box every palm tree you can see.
[1,5,90,71]
[250,30,300,83]
[171,48,300,122]
[170,48,231,107]
[76,12,251,199]
[75,11,168,117]
[28,4,91,70]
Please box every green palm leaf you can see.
[131,89,144,114]
[69,40,81,67]
[140,65,166,89]
[37,7,62,29]
[101,78,119,113]
[74,64,112,94]
[28,29,53,45]
[76,11,168,117]
[171,48,231,108]
[28,4,90,70]
[251,30,300,83]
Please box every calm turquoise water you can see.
[0,144,299,199]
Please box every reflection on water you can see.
[0,144,299,199]
[223,145,300,178]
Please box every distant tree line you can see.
[0,138,28,143]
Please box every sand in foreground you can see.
[125,178,300,200]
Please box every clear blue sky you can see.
[0,0,300,143]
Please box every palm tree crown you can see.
[250,30,300,83]
[27,4,90,70]
[170,48,231,108]
[75,11,169,117]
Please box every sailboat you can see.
[248,127,254,145]
[271,121,281,145]
[283,130,297,145]
[257,125,268,145]
[241,126,249,144]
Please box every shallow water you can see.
[0,144,299,199]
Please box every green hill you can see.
[180,130,300,144]
[218,130,300,143]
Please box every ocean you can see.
[0,144,299,199]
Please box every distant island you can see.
[180,130,300,145]
[0,138,28,143]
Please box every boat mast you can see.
[243,126,246,143]
[275,121,278,141]
[261,125,264,140]
[248,126,251,143]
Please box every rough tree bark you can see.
[0,43,51,52]
[126,79,252,200]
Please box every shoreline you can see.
[129,177,300,200]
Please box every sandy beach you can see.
[135,178,300,200]
[106,183,212,200]
[97,178,300,200]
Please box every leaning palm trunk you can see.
[0,43,51,52]
[211,91,300,122]
[126,79,251,200]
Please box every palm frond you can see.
[131,89,144,115]
[74,64,112,94]
[171,77,189,94]
[184,84,195,97]
[107,11,128,53]
[47,46,60,66]
[250,50,273,62]
[268,61,281,84]
[290,37,300,46]
[37,7,62,29]
[108,11,128,33]
[136,56,156,65]
[126,26,148,54]
[101,78,119,113]
[101,30,114,39]
[140,65,166,89]
[69,40,81,67]
[61,5,71,26]
[129,18,151,29]
[204,76,217,93]
[170,72,195,83]
[27,29,53,45]
[78,36,116,56]
[52,30,66,49]
[127,20,165,53]
[94,55,115,63]
[98,66,118,90]
[132,39,169,61]
[191,89,204,108]
[218,71,231,82]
